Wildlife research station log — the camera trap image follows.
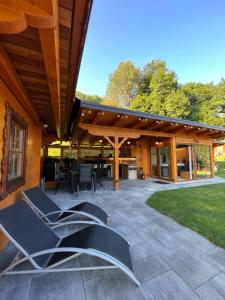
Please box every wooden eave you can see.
[69,99,225,145]
[0,0,93,137]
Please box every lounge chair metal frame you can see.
[22,193,131,246]
[22,188,109,225]
[0,217,139,286]
[22,188,132,249]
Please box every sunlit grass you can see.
[215,155,225,178]
[147,183,225,248]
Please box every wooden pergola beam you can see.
[33,0,61,137]
[0,43,39,125]
[0,0,56,34]
[79,123,174,138]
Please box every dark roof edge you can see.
[79,99,225,132]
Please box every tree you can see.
[198,84,225,126]
[131,60,178,115]
[138,59,169,95]
[180,83,215,121]
[101,98,122,107]
[76,91,104,103]
[130,95,152,112]
[105,61,140,108]
[164,90,191,118]
[137,60,178,97]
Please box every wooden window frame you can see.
[0,102,27,200]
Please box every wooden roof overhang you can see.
[68,99,225,146]
[213,141,225,148]
[0,0,93,138]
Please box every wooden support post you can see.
[170,137,177,182]
[102,136,131,190]
[114,137,119,190]
[210,144,215,177]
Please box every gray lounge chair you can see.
[0,201,140,286]
[22,186,108,225]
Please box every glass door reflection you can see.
[151,146,158,177]
[160,146,170,178]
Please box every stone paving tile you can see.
[84,270,145,300]
[79,254,112,282]
[166,252,220,289]
[28,260,86,300]
[140,270,201,300]
[196,272,225,300]
[133,253,169,283]
[203,247,225,273]
[1,282,32,300]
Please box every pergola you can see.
[65,99,225,190]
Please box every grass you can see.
[215,155,225,178]
[147,183,225,248]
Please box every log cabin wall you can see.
[0,79,41,250]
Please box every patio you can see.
[1,177,225,300]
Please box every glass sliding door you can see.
[160,146,170,179]
[151,146,158,177]
[194,145,211,179]
[176,145,194,181]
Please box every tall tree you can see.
[164,90,191,118]
[131,60,178,115]
[106,61,140,107]
[180,82,215,121]
[138,59,169,95]
[198,84,225,126]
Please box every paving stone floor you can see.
[1,177,225,300]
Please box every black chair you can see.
[0,201,139,286]
[23,186,108,225]
[95,167,106,189]
[55,163,71,194]
[70,162,80,195]
[78,164,95,195]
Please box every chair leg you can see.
[54,182,59,195]
[76,181,79,197]
[91,178,94,195]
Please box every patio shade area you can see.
[41,98,225,191]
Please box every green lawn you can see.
[215,155,225,178]
[147,183,225,248]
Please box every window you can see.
[0,103,27,199]
[48,148,61,157]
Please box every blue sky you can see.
[77,0,225,96]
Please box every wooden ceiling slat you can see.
[59,0,73,10]
[24,84,49,93]
[8,53,45,67]
[59,6,72,28]
[16,69,47,79]
[59,48,69,60]
[14,62,46,75]
[19,75,49,86]
[59,37,70,50]
[18,27,40,41]
[59,24,71,40]
[23,82,49,89]
[0,35,42,52]
[3,42,43,61]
